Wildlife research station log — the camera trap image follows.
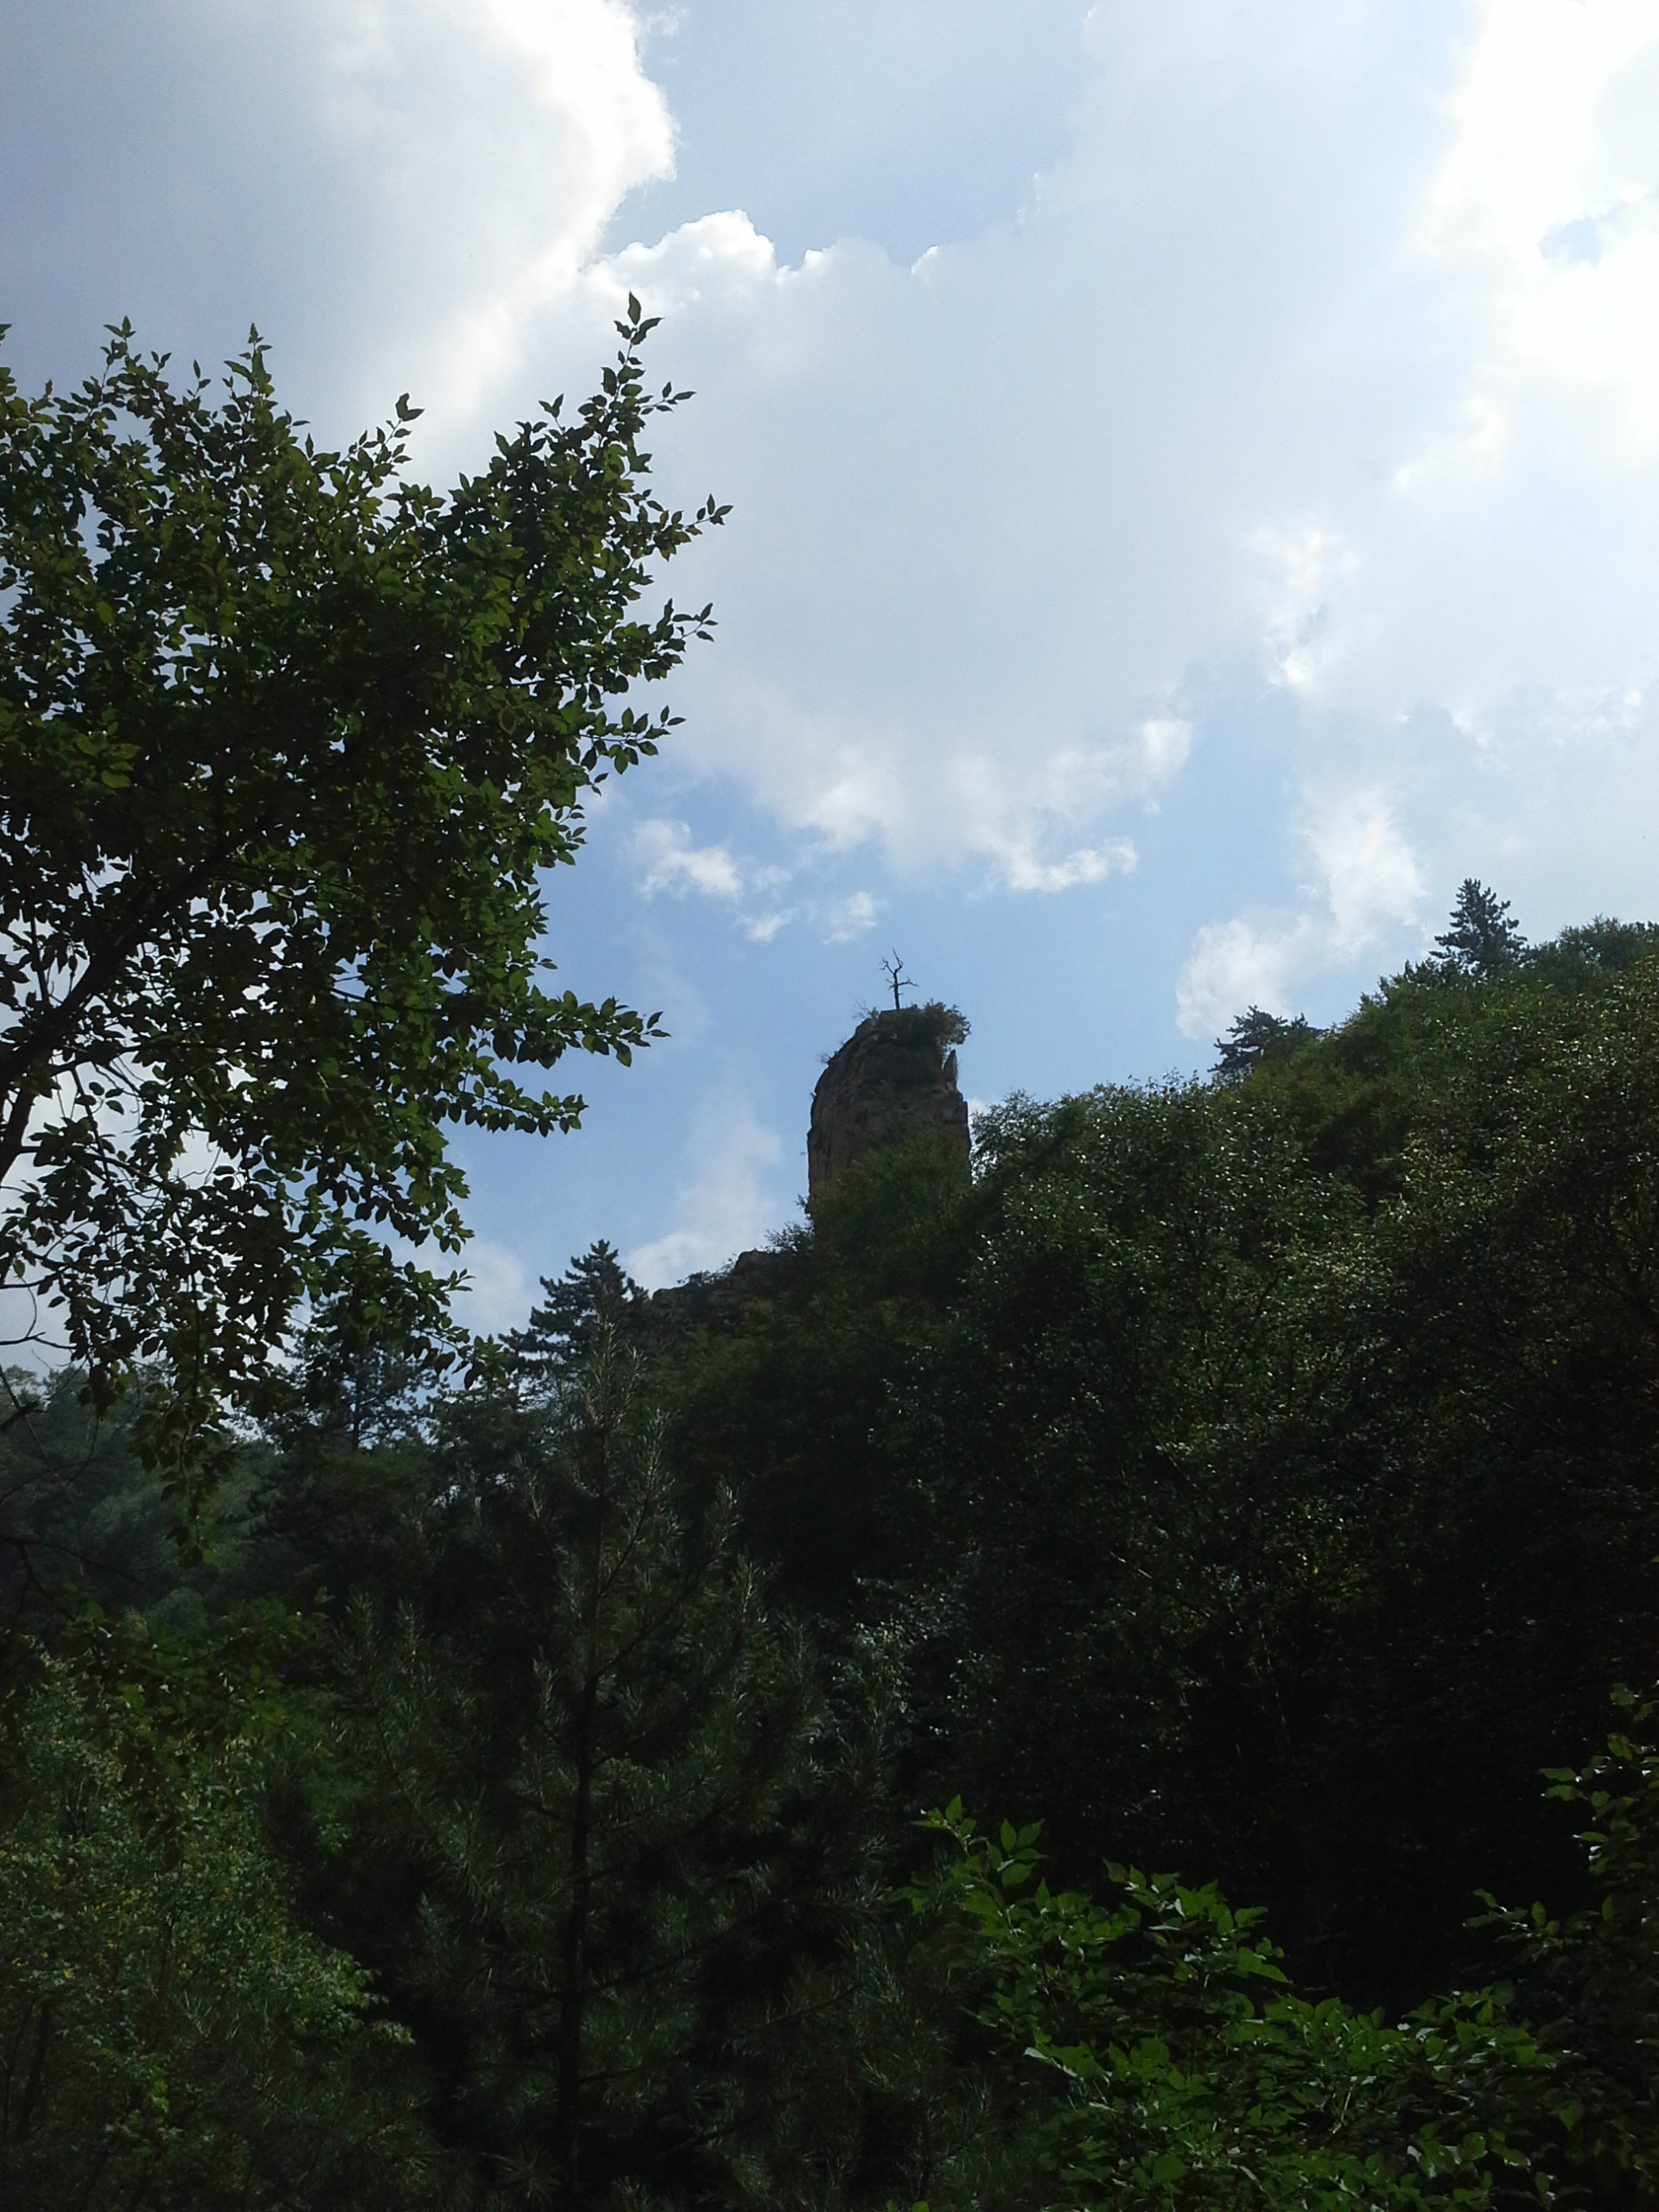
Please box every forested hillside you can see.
[669,899,1659,2008]
[5,897,1659,2206]
[3,332,1658,2209]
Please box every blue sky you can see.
[7,0,1659,1316]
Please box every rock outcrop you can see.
[806,1002,969,1204]
[647,1243,791,1332]
[641,1003,970,1333]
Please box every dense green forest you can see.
[3,329,1658,2207]
[8,894,1659,2208]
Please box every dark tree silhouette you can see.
[1434,880,1526,976]
[507,1241,653,1390]
[1214,1006,1318,1085]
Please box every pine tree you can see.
[505,1243,656,1395]
[1213,1006,1317,1084]
[342,1335,872,2208]
[1433,879,1526,976]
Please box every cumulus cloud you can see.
[0,0,674,435]
[1252,524,1363,699]
[999,838,1138,894]
[632,817,880,942]
[1416,0,1659,448]
[311,0,676,421]
[822,890,879,940]
[1306,787,1426,954]
[417,0,1659,954]
[1137,716,1194,788]
[38,0,1658,926]
[1177,914,1318,1040]
[635,817,745,900]
[742,907,793,944]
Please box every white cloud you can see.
[426,0,1659,936]
[998,838,1138,895]
[625,1093,784,1287]
[473,10,1408,879]
[71,0,1659,923]
[632,815,805,938]
[821,889,878,940]
[1305,786,1425,952]
[1178,786,1425,1034]
[632,818,882,941]
[1137,716,1194,787]
[742,908,793,943]
[1416,1,1659,446]
[37,0,675,440]
[315,0,674,423]
[635,817,744,899]
[1177,915,1317,1039]
[1252,523,1363,699]
[16,0,1659,1082]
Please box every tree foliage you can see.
[909,1802,1560,2212]
[8,385,1659,2212]
[661,906,1659,2012]
[288,1337,881,2208]
[0,1630,420,2209]
[1478,1685,1659,2199]
[506,1241,658,1392]
[1433,880,1526,976]
[1213,1006,1319,1084]
[0,306,722,1485]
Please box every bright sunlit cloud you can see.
[442,0,1655,950]
[1419,0,1659,444]
[636,817,745,901]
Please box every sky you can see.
[6,0,1659,1317]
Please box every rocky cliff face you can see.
[806,1004,969,1203]
[642,1005,970,1332]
